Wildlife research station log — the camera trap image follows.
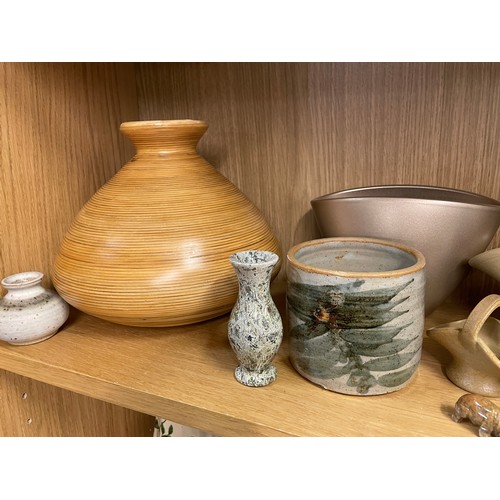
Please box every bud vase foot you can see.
[235,365,277,387]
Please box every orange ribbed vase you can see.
[52,120,281,327]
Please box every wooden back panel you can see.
[136,62,500,301]
[0,62,154,436]
[1,62,499,436]
[0,62,137,285]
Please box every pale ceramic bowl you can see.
[287,237,426,395]
[469,247,500,282]
[311,185,500,314]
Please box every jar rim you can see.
[287,237,425,278]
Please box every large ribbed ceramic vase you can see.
[52,120,281,327]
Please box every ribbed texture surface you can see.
[52,120,281,326]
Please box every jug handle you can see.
[460,294,500,349]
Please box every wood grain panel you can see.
[1,62,499,436]
[0,62,155,436]
[0,369,155,436]
[0,62,138,287]
[136,63,304,264]
[136,62,500,302]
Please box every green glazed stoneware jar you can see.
[287,237,426,396]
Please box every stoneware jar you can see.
[287,237,426,396]
[228,250,283,387]
[0,271,70,345]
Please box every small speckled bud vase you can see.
[228,250,283,387]
[287,237,426,396]
[0,272,70,345]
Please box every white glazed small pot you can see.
[0,271,70,345]
[287,237,426,395]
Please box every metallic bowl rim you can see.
[311,185,500,211]
[287,236,426,279]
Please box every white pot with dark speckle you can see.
[0,271,70,345]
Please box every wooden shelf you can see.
[1,62,499,436]
[0,289,493,437]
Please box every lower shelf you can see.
[0,294,495,436]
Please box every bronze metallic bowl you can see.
[311,185,500,314]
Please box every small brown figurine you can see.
[452,393,500,437]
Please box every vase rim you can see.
[230,250,279,268]
[2,271,44,289]
[120,119,208,130]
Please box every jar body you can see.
[228,251,283,387]
[287,238,426,396]
[0,272,70,345]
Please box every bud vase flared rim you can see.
[229,250,279,268]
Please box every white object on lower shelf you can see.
[154,417,215,437]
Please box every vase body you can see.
[227,250,283,387]
[0,272,70,345]
[52,120,281,327]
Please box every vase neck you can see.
[233,265,274,287]
[120,120,208,156]
[230,251,279,293]
[1,272,45,300]
[2,271,43,290]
